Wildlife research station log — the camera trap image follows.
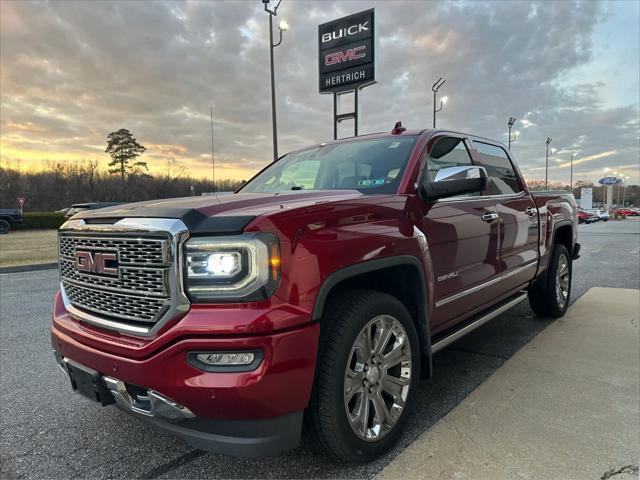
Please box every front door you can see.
[415,135,502,334]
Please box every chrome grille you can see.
[59,236,166,265]
[58,218,190,336]
[60,259,166,296]
[63,283,167,322]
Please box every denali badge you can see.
[437,271,459,282]
[75,251,119,276]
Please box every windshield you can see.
[240,136,417,195]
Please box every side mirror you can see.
[420,166,487,201]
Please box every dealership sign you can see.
[318,9,375,93]
[598,176,622,185]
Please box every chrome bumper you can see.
[55,353,194,422]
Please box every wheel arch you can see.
[311,255,432,377]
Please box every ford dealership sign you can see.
[598,176,622,185]
[318,9,375,93]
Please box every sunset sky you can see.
[1,0,639,184]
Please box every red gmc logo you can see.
[74,251,119,277]
[324,46,366,66]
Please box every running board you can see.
[431,292,529,354]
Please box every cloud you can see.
[1,0,638,185]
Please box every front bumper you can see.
[51,304,320,456]
[54,352,304,456]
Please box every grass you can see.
[0,229,58,267]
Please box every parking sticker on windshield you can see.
[358,179,385,186]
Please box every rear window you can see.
[473,142,522,195]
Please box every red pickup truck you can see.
[52,126,579,462]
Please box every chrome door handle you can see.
[481,212,499,222]
[525,207,537,217]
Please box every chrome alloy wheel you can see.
[556,253,570,309]
[343,315,412,442]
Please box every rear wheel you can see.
[306,290,420,463]
[528,244,572,318]
[0,219,10,234]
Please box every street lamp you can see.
[263,0,288,161]
[432,78,446,128]
[508,116,518,149]
[545,137,552,189]
[569,153,576,192]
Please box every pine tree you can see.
[105,129,147,181]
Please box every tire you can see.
[528,244,572,318]
[306,289,420,463]
[0,219,10,234]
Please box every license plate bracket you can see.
[65,359,115,406]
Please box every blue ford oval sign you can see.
[598,176,622,185]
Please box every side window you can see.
[473,142,522,195]
[425,137,474,181]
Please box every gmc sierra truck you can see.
[52,126,579,462]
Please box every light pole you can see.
[508,116,518,149]
[432,78,446,128]
[263,0,288,161]
[545,137,552,189]
[614,171,620,206]
[604,168,610,207]
[569,153,576,192]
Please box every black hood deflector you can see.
[75,206,255,235]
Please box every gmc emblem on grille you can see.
[75,251,119,277]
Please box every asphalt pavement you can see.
[1,218,638,479]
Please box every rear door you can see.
[471,141,539,292]
[415,135,502,333]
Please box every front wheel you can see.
[0,219,10,234]
[528,244,572,318]
[306,290,420,463]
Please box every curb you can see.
[0,262,58,274]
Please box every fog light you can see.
[187,350,263,372]
[197,352,254,366]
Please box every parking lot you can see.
[1,219,638,479]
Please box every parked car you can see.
[584,208,609,222]
[0,208,23,234]
[64,202,123,218]
[577,209,598,224]
[614,208,639,217]
[52,126,579,462]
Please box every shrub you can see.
[14,212,66,230]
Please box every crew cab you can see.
[51,126,579,462]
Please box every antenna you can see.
[210,107,216,193]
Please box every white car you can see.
[585,208,609,221]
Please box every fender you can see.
[311,255,433,377]
[536,218,574,290]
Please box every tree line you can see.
[0,128,244,211]
[0,161,244,211]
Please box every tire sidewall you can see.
[547,244,572,316]
[0,220,10,234]
[325,294,420,461]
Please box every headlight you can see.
[184,233,280,302]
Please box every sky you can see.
[1,0,639,185]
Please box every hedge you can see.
[14,212,66,230]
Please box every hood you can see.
[73,190,364,233]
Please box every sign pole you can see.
[354,88,359,136]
